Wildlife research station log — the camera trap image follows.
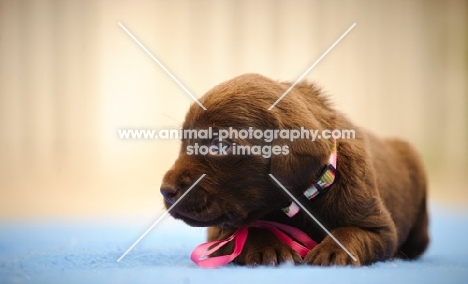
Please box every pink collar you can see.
[281,140,337,217]
[191,220,317,268]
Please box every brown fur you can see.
[160,73,429,266]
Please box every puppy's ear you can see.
[267,81,338,191]
[270,131,331,191]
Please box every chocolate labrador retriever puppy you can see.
[160,73,429,266]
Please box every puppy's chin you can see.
[165,203,228,227]
[167,204,254,228]
[172,212,231,227]
[170,206,268,228]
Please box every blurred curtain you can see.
[0,0,466,217]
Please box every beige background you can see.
[0,0,467,220]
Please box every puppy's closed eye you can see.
[209,137,233,155]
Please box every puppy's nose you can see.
[160,184,180,205]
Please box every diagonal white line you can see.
[268,23,356,110]
[269,174,357,262]
[117,174,206,262]
[118,22,207,110]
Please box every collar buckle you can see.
[313,163,336,194]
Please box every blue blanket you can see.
[1,204,467,284]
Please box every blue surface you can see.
[1,204,467,284]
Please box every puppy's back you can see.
[374,137,428,251]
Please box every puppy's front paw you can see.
[304,238,360,266]
[242,242,302,266]
[234,228,302,266]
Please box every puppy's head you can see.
[160,74,334,228]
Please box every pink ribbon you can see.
[191,220,317,268]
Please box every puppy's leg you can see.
[395,198,430,259]
[208,227,302,266]
[305,210,398,266]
